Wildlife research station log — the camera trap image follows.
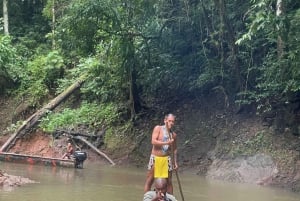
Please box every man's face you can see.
[155,184,167,200]
[164,115,175,130]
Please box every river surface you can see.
[0,161,299,201]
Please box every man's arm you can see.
[151,126,173,146]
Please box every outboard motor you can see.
[73,151,87,169]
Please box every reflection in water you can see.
[0,162,299,201]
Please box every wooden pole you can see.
[173,166,185,201]
[167,127,185,201]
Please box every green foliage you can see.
[0,35,27,94]
[230,131,272,156]
[53,0,120,56]
[17,50,64,105]
[3,0,300,134]
[56,54,124,104]
[230,129,298,168]
[4,120,24,135]
[40,102,120,133]
[8,1,50,38]
[236,0,277,45]
[284,8,300,92]
[104,121,133,151]
[236,1,300,112]
[0,35,20,80]
[43,0,70,19]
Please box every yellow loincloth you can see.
[154,156,168,178]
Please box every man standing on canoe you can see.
[144,114,178,194]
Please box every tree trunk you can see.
[276,0,284,58]
[73,136,115,166]
[0,76,86,152]
[128,67,136,119]
[128,66,142,119]
[3,0,9,35]
[214,0,242,91]
[124,37,142,120]
[52,0,56,49]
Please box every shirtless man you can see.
[144,114,178,194]
[62,142,74,159]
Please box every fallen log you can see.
[55,129,105,148]
[0,76,86,152]
[73,136,115,166]
[54,129,105,138]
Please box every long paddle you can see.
[167,127,185,201]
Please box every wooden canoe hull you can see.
[0,152,75,168]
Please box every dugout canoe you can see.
[0,152,75,168]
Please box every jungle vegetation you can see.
[0,0,300,137]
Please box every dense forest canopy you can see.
[0,0,300,134]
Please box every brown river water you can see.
[0,161,299,201]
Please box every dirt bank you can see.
[0,131,110,190]
[1,93,300,192]
[132,94,300,192]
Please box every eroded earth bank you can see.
[1,93,300,192]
